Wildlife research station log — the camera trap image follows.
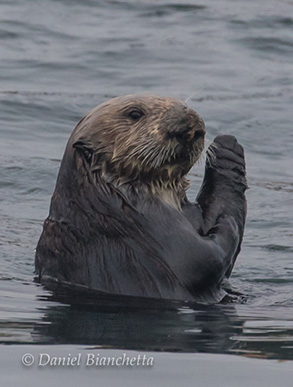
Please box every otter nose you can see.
[168,125,205,143]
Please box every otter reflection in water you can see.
[32,290,243,354]
[35,95,247,304]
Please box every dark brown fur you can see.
[35,95,247,304]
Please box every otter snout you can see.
[167,125,205,144]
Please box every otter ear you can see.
[73,140,93,162]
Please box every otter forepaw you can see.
[214,135,244,158]
[207,135,246,176]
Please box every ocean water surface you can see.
[0,0,293,385]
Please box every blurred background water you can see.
[0,0,293,375]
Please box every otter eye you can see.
[128,110,144,120]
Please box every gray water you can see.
[1,0,293,384]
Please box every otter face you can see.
[72,95,205,184]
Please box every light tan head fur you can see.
[71,94,205,207]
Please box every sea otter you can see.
[35,95,247,304]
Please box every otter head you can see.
[71,95,205,188]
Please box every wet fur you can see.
[35,95,247,304]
